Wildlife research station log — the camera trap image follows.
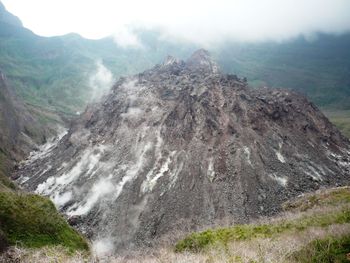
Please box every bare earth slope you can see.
[15,50,350,255]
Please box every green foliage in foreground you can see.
[175,209,350,253]
[0,191,89,252]
[292,235,350,263]
[175,188,350,253]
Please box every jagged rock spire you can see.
[160,50,220,74]
[186,49,220,73]
[162,55,180,66]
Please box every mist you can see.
[3,0,350,47]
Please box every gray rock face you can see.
[0,70,46,165]
[15,50,350,255]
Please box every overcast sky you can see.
[3,0,350,46]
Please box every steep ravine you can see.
[14,50,350,256]
[0,69,55,184]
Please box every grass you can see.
[283,187,350,212]
[0,191,89,253]
[292,235,350,263]
[0,245,90,263]
[0,150,89,255]
[175,187,350,253]
[175,208,350,253]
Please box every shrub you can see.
[292,235,350,263]
[0,191,89,252]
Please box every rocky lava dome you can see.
[14,49,350,254]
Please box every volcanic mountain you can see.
[15,50,350,255]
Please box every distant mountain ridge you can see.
[216,34,350,110]
[0,1,22,27]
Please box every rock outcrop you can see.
[15,50,350,255]
[0,70,47,170]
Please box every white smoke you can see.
[52,191,72,208]
[92,238,114,257]
[89,61,113,101]
[68,175,115,216]
[120,107,143,119]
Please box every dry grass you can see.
[94,224,350,263]
[96,249,209,263]
[226,223,350,263]
[0,246,90,263]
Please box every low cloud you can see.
[4,0,350,46]
[113,26,143,48]
[144,0,350,46]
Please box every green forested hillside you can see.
[215,34,350,110]
[0,20,195,116]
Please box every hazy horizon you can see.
[2,0,350,47]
